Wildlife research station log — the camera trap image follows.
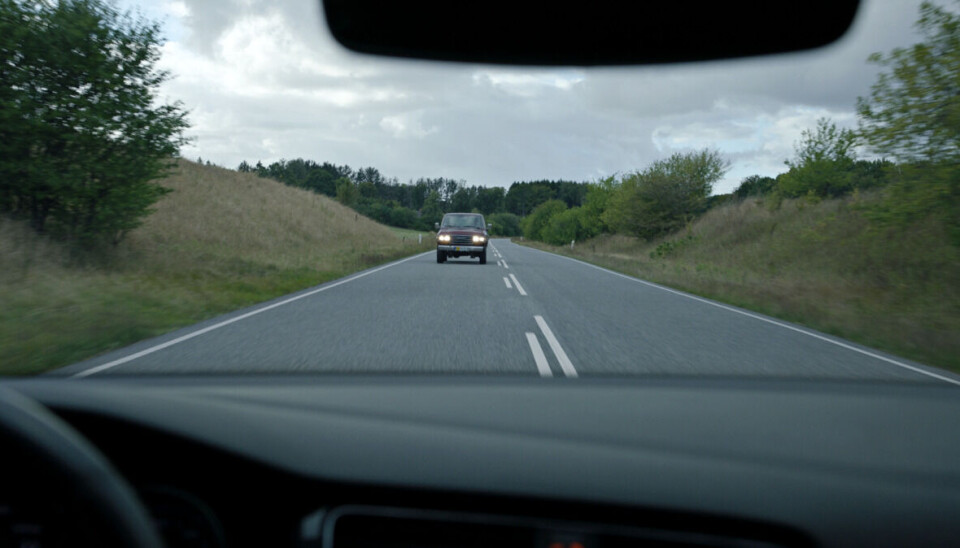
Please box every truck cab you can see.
[435,213,488,264]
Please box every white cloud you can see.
[165,1,189,18]
[143,0,926,188]
[379,113,438,140]
[471,70,585,97]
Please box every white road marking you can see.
[504,277,512,289]
[535,315,577,378]
[72,251,433,378]
[501,260,509,269]
[497,260,502,267]
[509,274,527,296]
[526,333,553,377]
[517,244,960,387]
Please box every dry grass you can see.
[124,160,415,272]
[521,192,960,373]
[0,160,432,375]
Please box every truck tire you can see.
[479,249,487,264]
[437,250,446,263]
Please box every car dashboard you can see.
[2,375,960,547]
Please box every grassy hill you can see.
[0,160,432,375]
[520,192,960,373]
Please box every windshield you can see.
[441,215,484,229]
[1,0,958,384]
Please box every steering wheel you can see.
[0,387,164,547]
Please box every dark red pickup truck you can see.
[435,212,489,264]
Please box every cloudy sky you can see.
[120,0,925,194]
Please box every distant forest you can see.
[236,158,588,235]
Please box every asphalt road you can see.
[57,239,960,384]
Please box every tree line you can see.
[235,157,591,235]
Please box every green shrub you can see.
[487,212,521,236]
[521,200,567,241]
[542,208,581,245]
[602,150,727,239]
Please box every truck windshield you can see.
[442,215,482,228]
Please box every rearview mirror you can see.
[321,1,860,66]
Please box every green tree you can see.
[335,177,358,207]
[603,150,727,238]
[486,212,521,236]
[475,186,505,215]
[542,207,596,245]
[856,1,960,235]
[521,199,567,241]
[0,0,189,243]
[777,118,857,198]
[579,176,617,235]
[858,2,960,163]
[505,182,554,216]
[734,175,776,198]
[420,190,444,227]
[451,187,474,212]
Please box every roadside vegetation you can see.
[0,0,432,375]
[520,191,960,372]
[513,1,960,372]
[0,161,432,374]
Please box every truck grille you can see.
[452,235,473,245]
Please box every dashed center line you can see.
[503,276,512,289]
[501,260,509,269]
[535,315,577,377]
[526,333,553,377]
[509,274,527,296]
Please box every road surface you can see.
[56,239,960,384]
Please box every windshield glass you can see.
[1,0,958,384]
[441,215,484,229]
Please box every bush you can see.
[521,200,567,241]
[0,0,188,245]
[777,119,857,199]
[649,233,698,259]
[856,2,960,240]
[487,212,521,236]
[603,150,727,238]
[734,175,776,198]
[542,208,582,245]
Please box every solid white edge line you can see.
[504,277,512,289]
[535,315,577,378]
[526,332,553,377]
[509,274,527,296]
[72,251,433,378]
[518,243,960,387]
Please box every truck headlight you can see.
[438,234,451,243]
[472,235,486,243]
